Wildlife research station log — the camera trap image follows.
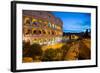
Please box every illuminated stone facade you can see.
[23,10,63,45]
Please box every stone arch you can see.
[38,30,41,34]
[48,31,51,35]
[42,30,46,34]
[51,31,55,35]
[23,27,31,35]
[33,30,37,34]
[24,17,31,25]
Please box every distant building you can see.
[63,32,80,40]
[23,10,63,45]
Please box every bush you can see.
[23,43,42,61]
[42,48,56,61]
[29,43,43,58]
[42,48,63,61]
[23,43,43,62]
[23,41,31,57]
[54,49,63,61]
[23,41,30,49]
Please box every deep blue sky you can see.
[52,11,91,33]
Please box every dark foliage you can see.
[23,41,31,57]
[29,43,43,58]
[42,48,56,61]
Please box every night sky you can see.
[52,11,91,33]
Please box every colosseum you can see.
[23,10,63,45]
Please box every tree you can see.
[54,49,63,61]
[23,41,31,57]
[42,48,64,61]
[42,48,57,61]
[83,29,90,38]
[29,43,43,60]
